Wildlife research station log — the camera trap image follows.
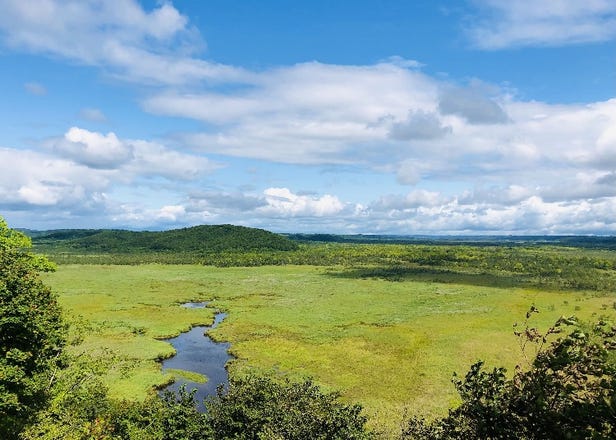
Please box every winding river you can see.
[161,302,232,410]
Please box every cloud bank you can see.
[0,0,615,233]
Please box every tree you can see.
[400,309,616,439]
[0,217,67,439]
[206,374,373,440]
[101,387,210,440]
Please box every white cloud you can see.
[467,0,616,49]
[48,127,218,178]
[156,205,186,222]
[0,147,109,209]
[260,188,346,217]
[0,125,223,229]
[127,139,220,180]
[0,0,247,85]
[1,1,615,234]
[53,127,133,169]
[364,192,616,235]
[149,61,440,164]
[153,61,615,193]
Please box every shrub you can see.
[206,374,373,440]
[401,310,616,439]
[0,218,67,439]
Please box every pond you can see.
[161,303,232,410]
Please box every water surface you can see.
[161,308,231,410]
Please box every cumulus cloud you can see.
[0,0,247,85]
[467,0,616,49]
[150,61,441,164]
[259,188,346,217]
[48,127,218,178]
[52,127,133,169]
[1,1,615,233]
[365,192,616,235]
[146,58,615,219]
[0,147,109,209]
[104,188,353,230]
[156,205,186,222]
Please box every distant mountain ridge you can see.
[27,224,299,253]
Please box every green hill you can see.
[31,224,298,254]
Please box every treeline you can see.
[287,233,616,249]
[31,224,298,254]
[38,240,616,292]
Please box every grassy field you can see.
[43,263,616,434]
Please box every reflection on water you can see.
[161,306,231,411]
[180,301,208,309]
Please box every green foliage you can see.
[0,217,67,439]
[401,311,616,440]
[44,263,614,432]
[104,388,210,440]
[32,224,299,256]
[35,229,616,293]
[22,370,371,439]
[19,354,110,440]
[206,374,372,440]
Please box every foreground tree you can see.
[401,310,616,440]
[0,217,67,438]
[206,374,373,439]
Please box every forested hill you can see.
[28,225,298,253]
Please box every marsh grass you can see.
[44,264,616,433]
[164,368,208,384]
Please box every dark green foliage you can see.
[20,355,110,440]
[206,374,372,440]
[401,312,616,440]
[92,374,372,439]
[33,229,616,292]
[0,217,67,439]
[105,388,210,440]
[20,367,371,439]
[31,224,298,255]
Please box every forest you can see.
[2,219,616,439]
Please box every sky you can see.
[0,0,615,234]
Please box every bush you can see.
[401,310,616,439]
[0,218,67,439]
[206,374,373,440]
[105,387,210,440]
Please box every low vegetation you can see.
[401,312,616,439]
[32,228,616,293]
[3,219,616,438]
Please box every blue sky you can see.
[0,1,615,234]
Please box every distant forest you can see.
[27,224,298,254]
[22,225,616,293]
